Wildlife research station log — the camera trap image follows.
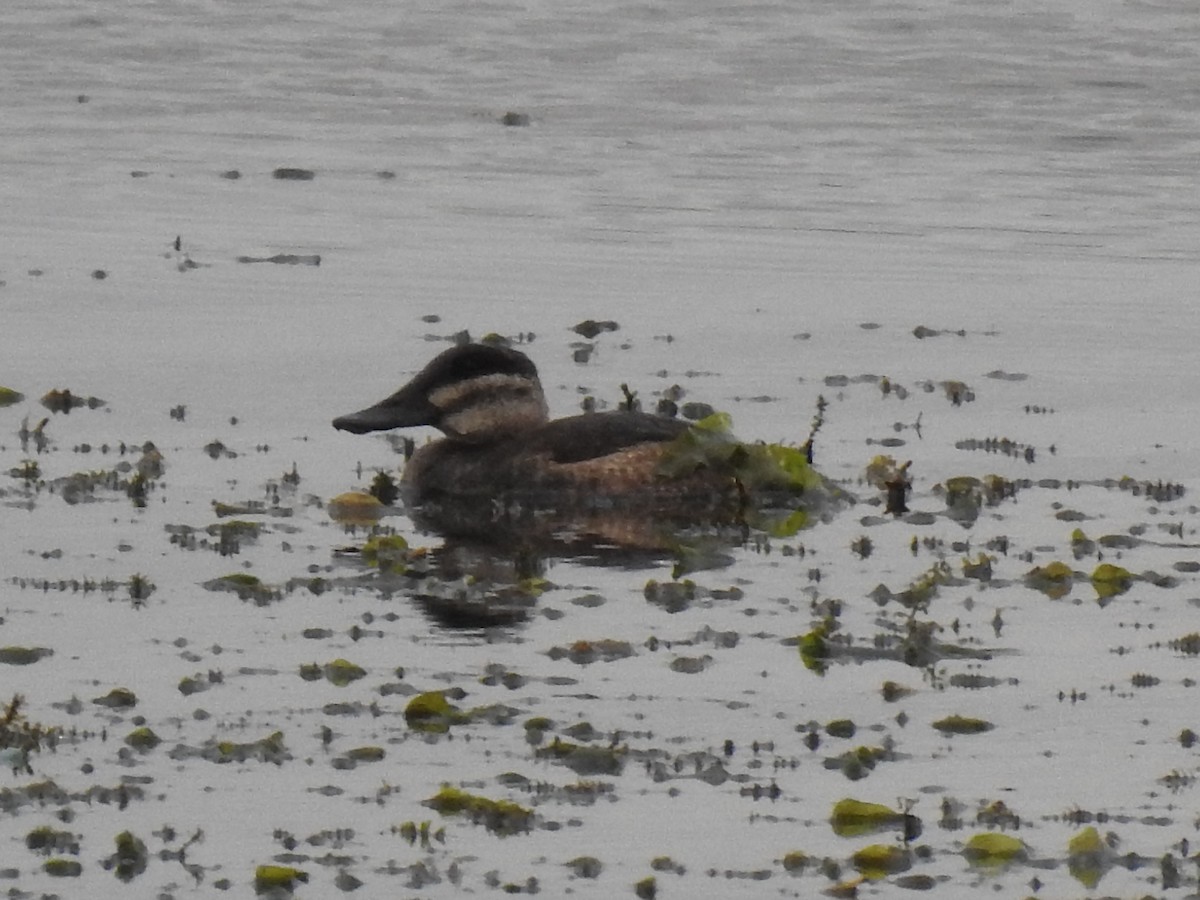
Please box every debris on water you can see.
[92,687,136,709]
[932,714,994,735]
[0,386,23,407]
[124,727,161,752]
[962,832,1027,866]
[829,798,918,838]
[1091,562,1133,602]
[236,253,320,266]
[106,830,149,882]
[499,111,531,127]
[571,319,618,339]
[422,785,533,836]
[0,646,53,666]
[851,843,911,878]
[271,167,315,180]
[299,658,367,687]
[254,864,309,893]
[41,388,105,414]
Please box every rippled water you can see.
[2,0,1199,897]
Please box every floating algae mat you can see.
[4,297,1200,900]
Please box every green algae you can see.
[829,799,913,838]
[422,785,533,836]
[932,714,994,735]
[1025,560,1075,599]
[781,850,810,873]
[203,572,278,604]
[44,858,83,877]
[1091,563,1133,601]
[93,687,137,709]
[26,825,78,854]
[634,875,657,898]
[110,830,148,882]
[0,646,53,666]
[1067,825,1110,889]
[124,727,161,752]
[851,843,911,878]
[798,620,832,674]
[826,745,891,781]
[404,691,467,734]
[656,412,823,496]
[361,534,411,573]
[211,731,288,765]
[368,470,400,505]
[300,658,367,686]
[254,864,308,893]
[536,737,625,776]
[962,832,1027,866]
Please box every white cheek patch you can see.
[429,374,533,411]
[431,374,547,437]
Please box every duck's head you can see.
[332,342,549,442]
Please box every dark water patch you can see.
[236,253,321,266]
[272,167,315,180]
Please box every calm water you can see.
[2,1,1199,896]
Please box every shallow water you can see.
[2,0,1200,896]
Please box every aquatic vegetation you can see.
[0,646,53,666]
[851,843,911,878]
[954,436,1036,462]
[634,875,656,898]
[1,696,60,772]
[124,727,161,752]
[344,745,385,762]
[656,412,824,497]
[44,858,83,877]
[108,830,148,882]
[254,864,309,892]
[824,744,892,781]
[1090,562,1133,601]
[202,572,279,604]
[961,553,994,581]
[1024,560,1075,599]
[41,388,105,414]
[368,470,400,505]
[932,714,994,735]
[798,621,832,674]
[962,832,1027,866]
[422,785,533,836]
[1067,825,1111,889]
[546,638,636,665]
[299,658,367,687]
[360,533,411,573]
[128,572,155,603]
[829,799,917,838]
[328,490,384,525]
[404,690,467,734]
[207,731,289,765]
[0,386,24,407]
[93,687,137,709]
[26,825,79,854]
[536,738,625,776]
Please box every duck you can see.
[332,342,732,505]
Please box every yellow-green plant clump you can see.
[423,786,533,836]
[962,832,1027,867]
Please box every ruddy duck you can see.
[332,342,726,504]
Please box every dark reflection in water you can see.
[385,490,842,632]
